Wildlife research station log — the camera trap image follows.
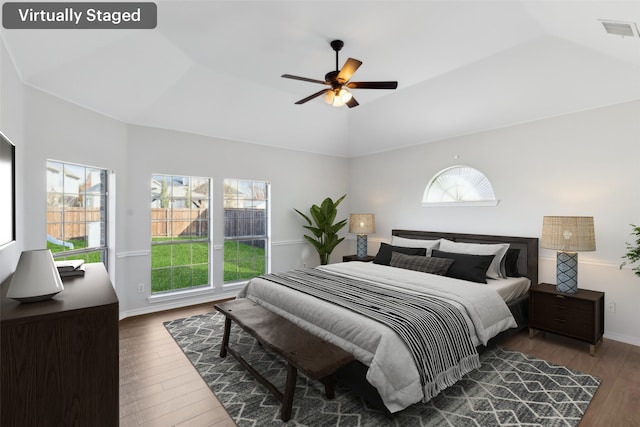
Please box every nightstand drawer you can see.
[531,311,593,341]
[532,292,593,318]
[342,255,375,262]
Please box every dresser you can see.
[528,283,604,356]
[1,263,119,426]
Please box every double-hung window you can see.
[151,175,211,294]
[46,161,109,267]
[223,179,270,283]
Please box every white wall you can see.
[348,99,640,345]
[0,38,24,283]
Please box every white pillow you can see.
[390,236,440,256]
[438,239,509,279]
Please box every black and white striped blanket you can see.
[259,268,481,401]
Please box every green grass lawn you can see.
[49,237,266,293]
[151,238,265,293]
[48,239,103,263]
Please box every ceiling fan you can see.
[282,39,398,108]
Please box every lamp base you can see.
[356,234,368,258]
[556,251,578,293]
[11,291,61,303]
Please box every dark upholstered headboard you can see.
[391,229,539,286]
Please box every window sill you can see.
[421,200,499,207]
[222,280,251,288]
[148,285,215,304]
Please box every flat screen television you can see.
[0,130,16,248]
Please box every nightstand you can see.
[343,254,375,262]
[528,283,604,356]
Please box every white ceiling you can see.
[3,1,640,157]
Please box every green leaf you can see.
[294,208,312,226]
[302,225,323,238]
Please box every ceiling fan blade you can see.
[282,74,329,85]
[347,81,398,90]
[337,58,362,84]
[346,96,359,108]
[295,89,330,105]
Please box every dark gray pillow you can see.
[431,249,495,284]
[373,243,427,265]
[390,252,454,275]
[504,248,522,277]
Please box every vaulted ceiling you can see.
[3,1,640,157]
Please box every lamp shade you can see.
[7,249,64,303]
[541,216,596,252]
[349,214,375,235]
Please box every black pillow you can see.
[431,249,495,284]
[504,248,521,277]
[390,252,454,275]
[373,243,427,265]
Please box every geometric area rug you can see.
[164,311,601,427]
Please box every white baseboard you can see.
[118,289,239,320]
[604,332,640,347]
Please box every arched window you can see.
[422,165,498,206]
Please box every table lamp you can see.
[349,214,375,259]
[7,249,64,302]
[541,216,596,293]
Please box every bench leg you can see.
[281,363,297,422]
[320,375,336,399]
[220,317,231,358]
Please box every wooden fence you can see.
[152,208,266,238]
[151,208,209,238]
[224,208,266,238]
[47,207,265,240]
[47,208,102,240]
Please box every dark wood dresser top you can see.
[1,262,118,322]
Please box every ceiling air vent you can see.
[599,20,639,37]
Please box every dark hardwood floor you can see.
[120,302,640,426]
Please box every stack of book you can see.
[55,259,86,278]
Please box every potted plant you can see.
[621,224,640,278]
[294,195,347,265]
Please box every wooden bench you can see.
[214,298,355,421]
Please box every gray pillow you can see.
[390,252,454,275]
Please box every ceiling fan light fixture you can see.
[325,88,352,107]
[332,96,345,108]
[323,90,335,105]
[338,88,352,103]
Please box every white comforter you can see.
[237,262,517,413]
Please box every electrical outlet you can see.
[607,301,616,313]
[137,283,144,293]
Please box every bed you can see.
[237,229,538,414]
